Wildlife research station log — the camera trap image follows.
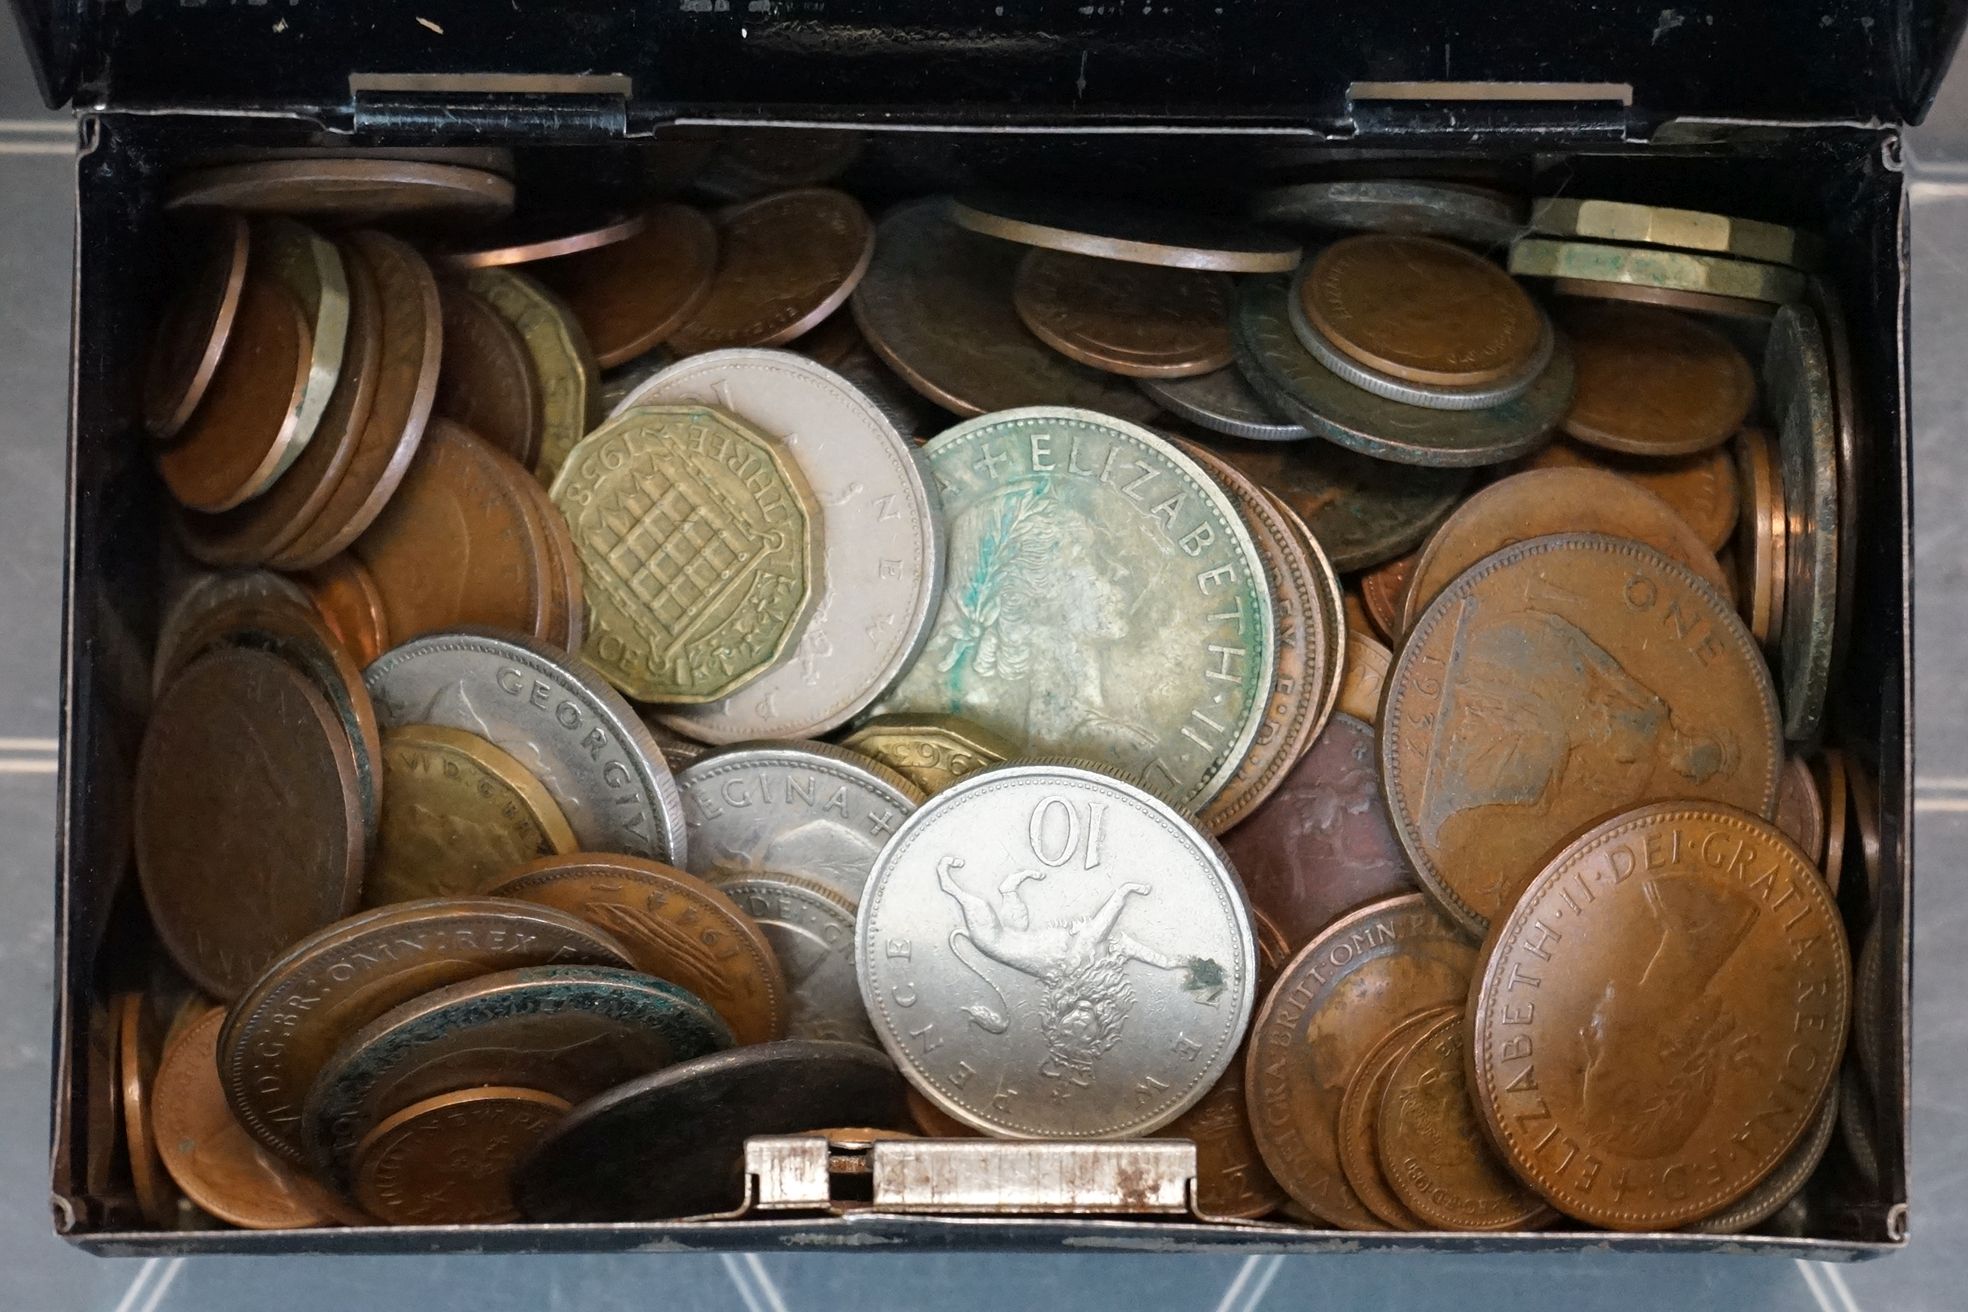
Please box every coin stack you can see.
[105,136,1875,1237]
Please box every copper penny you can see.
[907,1086,979,1138]
[152,1009,342,1229]
[1775,754,1828,868]
[1161,1057,1289,1219]
[157,275,311,512]
[220,897,631,1164]
[1556,300,1755,456]
[1301,235,1543,387]
[1272,491,1346,736]
[438,211,648,269]
[1246,894,1477,1229]
[145,214,250,440]
[1011,248,1234,378]
[1224,713,1420,949]
[666,188,873,354]
[487,853,790,1045]
[1383,534,1782,937]
[1553,277,1778,322]
[352,419,552,643]
[1336,1009,1449,1229]
[533,204,719,367]
[273,231,443,571]
[949,192,1301,273]
[1734,427,1789,649]
[167,159,515,226]
[1816,748,1850,895]
[114,993,175,1227]
[1397,467,1729,632]
[1377,1011,1556,1231]
[1469,803,1849,1230]
[353,1087,570,1225]
[510,474,569,648]
[136,647,365,999]
[1519,438,1739,553]
[434,281,544,468]
[1358,551,1415,642]
[301,554,390,667]
[524,473,587,654]
[695,128,863,200]
[1336,630,1393,726]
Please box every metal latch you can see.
[1347,81,1636,139]
[349,74,633,138]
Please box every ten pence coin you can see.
[434,280,544,469]
[837,714,1016,795]
[1469,803,1849,1230]
[145,213,249,440]
[1519,438,1739,554]
[666,188,873,354]
[1335,1008,1447,1229]
[1012,248,1235,379]
[1556,300,1754,456]
[353,1087,570,1225]
[718,874,878,1047]
[533,203,719,367]
[1382,534,1782,938]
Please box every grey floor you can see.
[1,21,1964,1312]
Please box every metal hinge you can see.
[349,74,632,138]
[1347,81,1636,140]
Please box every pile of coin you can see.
[100,137,1879,1238]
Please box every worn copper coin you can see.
[1012,248,1234,378]
[1383,534,1782,937]
[1470,804,1849,1230]
[1358,551,1415,642]
[1775,755,1828,867]
[1520,437,1739,553]
[950,193,1300,273]
[666,188,872,354]
[1335,1009,1447,1229]
[1159,1055,1289,1219]
[1767,304,1840,743]
[1245,894,1476,1229]
[168,159,516,226]
[434,281,543,468]
[353,1087,570,1225]
[1336,631,1393,726]
[220,897,628,1164]
[145,213,250,440]
[462,267,599,484]
[532,204,718,367]
[837,714,1017,796]
[1816,748,1850,897]
[115,993,175,1227]
[716,873,875,1047]
[907,1085,978,1138]
[1734,426,1788,649]
[302,553,391,667]
[1137,367,1311,442]
[1684,1080,1840,1235]
[438,211,647,269]
[487,853,789,1045]
[524,473,587,654]
[136,647,365,999]
[1557,300,1755,456]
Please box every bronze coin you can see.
[1335,1008,1449,1229]
[352,1087,570,1225]
[510,473,569,648]
[167,159,515,226]
[487,853,790,1045]
[1469,803,1849,1230]
[533,203,719,368]
[1358,551,1415,642]
[523,473,587,654]
[1734,426,1789,650]
[434,281,544,469]
[1272,490,1346,736]
[145,214,250,440]
[302,553,391,668]
[666,188,873,354]
[1246,894,1477,1229]
[1301,235,1543,387]
[1011,247,1234,379]
[220,897,631,1164]
[1848,754,1884,909]
[114,993,175,1227]
[1519,438,1739,553]
[949,192,1301,273]
[438,211,648,269]
[1397,467,1729,633]
[1383,534,1782,938]
[1553,277,1778,322]
[1161,1058,1289,1219]
[151,1009,342,1230]
[1816,747,1850,897]
[273,231,443,571]
[1377,1011,1556,1232]
[157,276,311,513]
[1556,300,1755,457]
[907,1085,979,1138]
[696,128,863,200]
[1224,713,1419,949]
[136,647,365,999]
[1775,754,1828,867]
[352,419,553,643]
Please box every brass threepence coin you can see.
[550,404,818,703]
[1159,1053,1288,1220]
[1734,426,1788,649]
[1775,754,1828,866]
[438,211,648,269]
[949,192,1301,273]
[1520,438,1739,553]
[837,714,1016,795]
[1469,804,1849,1230]
[1358,551,1415,641]
[1555,300,1755,456]
[115,993,175,1227]
[301,553,390,667]
[434,280,544,469]
[1335,1009,1447,1229]
[145,213,249,440]
[462,266,599,483]
[1251,180,1527,248]
[532,203,719,368]
[1012,248,1235,378]
[1510,237,1807,306]
[1246,894,1476,1230]
[368,724,578,906]
[666,188,873,354]
[488,853,789,1045]
[1336,630,1393,725]
[1382,534,1782,937]
[136,647,365,999]
[1529,196,1825,270]
[255,218,353,475]
[353,1087,571,1225]
[716,874,876,1047]
[1767,304,1841,743]
[220,897,630,1165]
[168,159,516,225]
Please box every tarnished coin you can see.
[1358,551,1414,642]
[831,339,952,441]
[1398,467,1729,632]
[1158,1055,1288,1219]
[1552,276,1778,321]
[849,200,1163,421]
[145,214,249,440]
[1520,438,1739,553]
[696,128,863,200]
[1816,748,1850,897]
[1767,304,1840,743]
[858,763,1257,1139]
[1271,491,1345,737]
[949,193,1300,273]
[1470,804,1849,1230]
[462,267,599,484]
[549,403,818,704]
[304,965,733,1189]
[838,714,1016,795]
[1556,300,1755,456]
[1137,368,1311,442]
[487,853,789,1045]
[615,349,946,740]
[114,994,174,1227]
[364,628,690,865]
[353,1087,570,1225]
[907,1085,978,1138]
[168,159,516,225]
[437,211,648,269]
[1223,714,1419,949]
[1250,180,1527,248]
[1775,755,1828,866]
[1012,248,1234,378]
[1530,197,1824,270]
[434,281,543,469]
[1510,237,1807,305]
[514,1040,910,1221]
[1335,1009,1446,1229]
[1734,426,1789,649]
[667,188,873,354]
[302,554,390,668]
[524,472,587,654]
[1377,1011,1556,1232]
[532,204,718,367]
[1245,894,1475,1230]
[677,741,925,905]
[221,897,631,1164]
[368,724,577,906]
[879,410,1275,811]
[1808,278,1863,720]
[137,648,365,999]
[718,874,877,1047]
[1685,1081,1840,1234]
[1336,631,1393,725]
[1383,534,1782,937]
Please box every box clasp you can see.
[1348,81,1636,139]
[349,74,632,138]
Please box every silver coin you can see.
[856,762,1257,1139]
[1766,304,1838,743]
[1250,180,1527,249]
[1135,368,1310,442]
[615,349,947,742]
[716,873,878,1047]
[677,740,926,904]
[640,714,712,771]
[363,627,689,865]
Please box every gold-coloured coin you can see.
[837,714,1015,795]
[1735,426,1789,650]
[463,267,599,484]
[1336,630,1393,726]
[550,404,820,704]
[1510,237,1806,305]
[1530,197,1824,270]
